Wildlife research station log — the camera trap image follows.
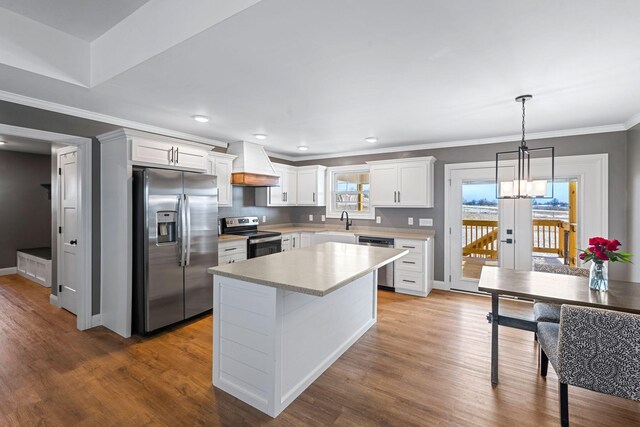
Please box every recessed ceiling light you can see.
[192,115,210,123]
[297,146,309,151]
[365,136,378,143]
[254,134,267,140]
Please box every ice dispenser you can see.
[156,211,177,245]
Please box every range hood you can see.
[226,141,280,187]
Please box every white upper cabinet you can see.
[206,153,236,207]
[297,166,326,206]
[368,157,436,208]
[130,133,209,172]
[255,163,297,206]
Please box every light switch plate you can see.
[376,216,381,224]
[262,216,267,223]
[309,214,314,221]
[321,215,326,222]
[419,218,433,226]
[408,217,414,225]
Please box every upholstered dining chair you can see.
[537,305,640,427]
[533,264,589,323]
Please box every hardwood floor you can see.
[1,274,638,426]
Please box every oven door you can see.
[248,236,282,258]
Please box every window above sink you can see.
[326,164,376,220]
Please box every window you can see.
[326,165,375,219]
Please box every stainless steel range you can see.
[221,216,282,258]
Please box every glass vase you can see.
[589,262,608,292]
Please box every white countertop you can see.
[208,242,407,296]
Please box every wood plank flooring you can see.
[1,274,638,426]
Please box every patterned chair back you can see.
[533,264,589,277]
[557,305,640,401]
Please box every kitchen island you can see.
[208,242,407,417]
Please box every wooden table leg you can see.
[491,293,499,385]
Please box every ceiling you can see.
[0,0,639,158]
[0,134,52,155]
[0,0,150,41]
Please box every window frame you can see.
[325,164,376,220]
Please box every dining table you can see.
[478,266,640,385]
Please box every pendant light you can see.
[496,95,554,199]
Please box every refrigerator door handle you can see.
[185,194,192,266]
[178,194,186,266]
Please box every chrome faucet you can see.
[340,211,353,231]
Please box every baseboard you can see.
[433,280,449,290]
[0,267,17,276]
[91,314,102,328]
[49,294,59,306]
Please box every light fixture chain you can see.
[521,98,526,146]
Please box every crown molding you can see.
[0,90,228,148]
[624,111,640,130]
[268,123,627,162]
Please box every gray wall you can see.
[0,150,51,268]
[293,131,629,281]
[627,124,640,282]
[219,186,295,225]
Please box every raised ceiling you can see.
[0,0,639,158]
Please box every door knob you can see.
[70,239,78,245]
[500,238,513,244]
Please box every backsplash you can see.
[219,186,295,224]
[292,206,437,231]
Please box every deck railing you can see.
[462,219,577,265]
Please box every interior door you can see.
[449,166,517,292]
[58,147,79,314]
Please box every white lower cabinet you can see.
[300,232,312,248]
[394,238,434,297]
[218,240,247,264]
[281,233,300,251]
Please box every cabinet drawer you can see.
[395,251,423,272]
[395,270,423,292]
[219,242,247,257]
[395,239,424,254]
[219,253,247,264]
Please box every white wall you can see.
[627,125,640,281]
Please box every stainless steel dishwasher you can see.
[357,236,395,290]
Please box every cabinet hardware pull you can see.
[394,191,397,203]
[403,279,416,283]
[313,192,315,202]
[169,148,173,164]
[403,261,415,264]
[402,246,415,249]
[224,248,236,251]
[398,191,400,203]
[175,147,179,163]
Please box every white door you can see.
[58,147,79,314]
[269,166,285,205]
[297,170,316,204]
[398,161,427,206]
[215,158,233,207]
[131,137,174,166]
[174,143,207,170]
[448,166,519,292]
[284,169,298,205]
[370,164,398,206]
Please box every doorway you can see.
[445,154,608,291]
[0,124,93,330]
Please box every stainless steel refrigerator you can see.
[133,168,218,334]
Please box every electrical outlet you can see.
[376,216,381,224]
[408,217,414,225]
[419,218,433,226]
[309,214,314,221]
[262,216,267,223]
[321,215,326,222]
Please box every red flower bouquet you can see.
[579,237,632,264]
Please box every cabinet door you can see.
[215,158,233,207]
[370,164,398,206]
[297,170,317,205]
[281,234,293,251]
[174,143,207,171]
[269,166,286,206]
[284,169,298,205]
[131,137,174,166]
[290,233,301,249]
[300,233,312,248]
[398,161,428,207]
